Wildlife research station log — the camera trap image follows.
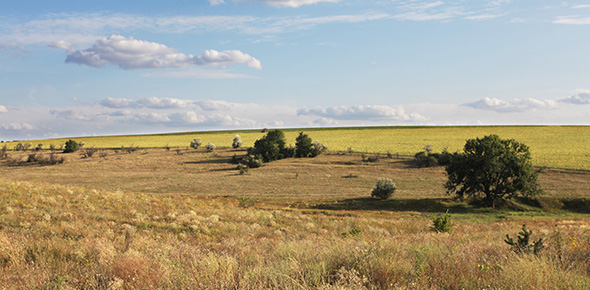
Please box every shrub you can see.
[505,224,544,255]
[312,140,327,157]
[445,134,542,207]
[239,154,263,169]
[205,142,216,152]
[190,138,202,149]
[295,132,313,158]
[232,135,243,149]
[15,143,25,151]
[431,210,452,233]
[63,140,79,153]
[248,129,287,162]
[371,178,396,200]
[237,164,249,175]
[414,151,437,167]
[81,147,98,158]
[35,143,43,151]
[437,149,452,165]
[0,145,7,158]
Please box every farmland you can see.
[0,126,589,289]
[5,126,590,170]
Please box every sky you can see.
[1,0,590,140]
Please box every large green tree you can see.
[249,129,287,162]
[295,132,313,158]
[445,134,541,207]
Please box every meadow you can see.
[0,127,589,289]
[4,126,590,170]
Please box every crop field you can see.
[5,126,590,170]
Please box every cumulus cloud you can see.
[553,17,590,25]
[463,97,557,112]
[0,105,7,113]
[100,97,194,109]
[558,92,590,104]
[297,105,428,122]
[198,100,234,111]
[0,122,34,131]
[59,35,262,70]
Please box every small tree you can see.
[232,135,243,149]
[248,129,287,162]
[445,134,541,207]
[311,140,327,157]
[295,132,313,158]
[63,140,79,153]
[371,178,396,200]
[190,138,202,149]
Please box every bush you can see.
[505,224,544,255]
[248,129,287,162]
[15,143,25,151]
[445,134,542,207]
[414,151,437,167]
[431,210,452,233]
[295,132,313,158]
[232,135,243,149]
[312,140,327,157]
[205,142,216,152]
[190,138,202,149]
[0,145,7,158]
[239,154,263,169]
[81,147,98,158]
[63,140,79,153]
[371,178,396,200]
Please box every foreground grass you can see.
[4,125,590,170]
[1,180,589,289]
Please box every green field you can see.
[6,126,590,170]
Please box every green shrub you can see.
[248,129,287,162]
[312,140,327,157]
[505,224,544,255]
[295,132,313,157]
[63,140,79,153]
[414,151,437,167]
[431,210,452,233]
[371,178,396,200]
[240,154,262,169]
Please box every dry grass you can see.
[1,147,589,288]
[0,180,589,289]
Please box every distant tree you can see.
[248,129,287,162]
[445,134,541,207]
[205,142,216,152]
[63,140,79,153]
[232,135,243,149]
[295,132,313,158]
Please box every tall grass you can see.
[1,180,589,289]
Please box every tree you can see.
[295,132,313,158]
[63,140,79,153]
[190,138,202,149]
[249,129,287,162]
[445,134,541,207]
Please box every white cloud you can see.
[553,16,590,24]
[101,97,137,108]
[143,68,257,79]
[463,97,557,112]
[198,100,234,111]
[235,0,340,8]
[0,122,34,131]
[209,0,226,5]
[465,14,504,20]
[298,105,429,121]
[134,112,171,123]
[0,105,7,113]
[59,35,262,70]
[558,92,590,104]
[572,4,590,9]
[137,97,193,109]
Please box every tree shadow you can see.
[183,157,233,165]
[312,197,474,213]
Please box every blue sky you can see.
[1,0,590,140]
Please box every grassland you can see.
[1,129,589,289]
[5,126,589,170]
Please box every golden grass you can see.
[4,125,590,170]
[1,179,589,289]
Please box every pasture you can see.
[5,126,590,170]
[1,127,589,289]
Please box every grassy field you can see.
[4,126,589,170]
[0,148,589,289]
